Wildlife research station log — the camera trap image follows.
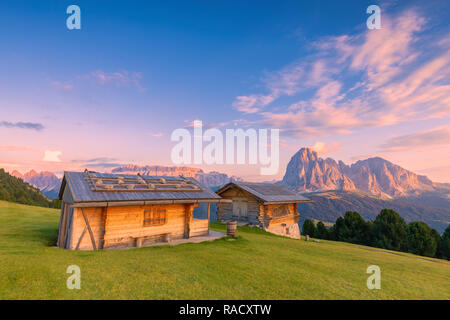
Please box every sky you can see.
[0,0,449,182]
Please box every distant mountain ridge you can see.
[0,169,50,207]
[282,148,442,198]
[11,170,61,200]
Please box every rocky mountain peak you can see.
[293,147,318,162]
[282,148,439,197]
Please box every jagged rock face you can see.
[344,158,434,197]
[282,148,438,197]
[282,148,356,192]
[110,165,241,187]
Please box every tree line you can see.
[302,209,450,260]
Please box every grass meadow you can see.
[0,201,448,299]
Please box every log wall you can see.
[66,203,210,250]
[216,188,261,225]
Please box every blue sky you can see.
[0,0,449,181]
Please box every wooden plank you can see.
[58,203,68,248]
[64,208,74,249]
[207,203,210,232]
[70,202,108,208]
[184,204,193,238]
[81,208,97,250]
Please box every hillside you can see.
[0,169,51,207]
[0,201,449,299]
[298,191,450,233]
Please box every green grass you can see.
[0,201,449,299]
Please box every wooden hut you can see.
[57,170,226,250]
[216,182,310,239]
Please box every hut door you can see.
[233,200,248,221]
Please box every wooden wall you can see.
[68,207,106,250]
[216,188,301,239]
[65,203,210,250]
[216,188,261,225]
[190,219,209,237]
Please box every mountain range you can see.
[281,148,450,232]
[6,147,449,232]
[11,170,61,200]
[281,148,446,198]
[0,169,50,207]
[10,166,242,199]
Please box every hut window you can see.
[143,208,167,226]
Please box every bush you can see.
[406,222,438,257]
[315,221,329,239]
[440,226,450,260]
[302,219,316,237]
[370,209,407,251]
[330,212,370,245]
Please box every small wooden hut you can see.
[57,170,225,250]
[216,182,310,239]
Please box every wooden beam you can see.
[184,204,193,239]
[207,203,210,233]
[58,203,68,248]
[74,227,87,250]
[80,208,97,250]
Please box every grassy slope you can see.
[0,201,449,300]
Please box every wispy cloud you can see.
[0,145,39,152]
[379,126,450,152]
[88,70,146,91]
[152,132,163,137]
[232,63,304,114]
[0,121,44,131]
[50,81,74,91]
[233,9,450,138]
[310,141,342,154]
[71,157,125,169]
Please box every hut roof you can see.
[216,182,310,204]
[59,170,221,206]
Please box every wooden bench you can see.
[135,233,171,248]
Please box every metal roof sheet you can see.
[60,171,221,203]
[216,182,310,203]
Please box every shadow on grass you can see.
[30,226,58,247]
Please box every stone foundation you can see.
[265,223,300,239]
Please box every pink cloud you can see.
[152,133,163,137]
[310,141,342,154]
[0,145,39,152]
[379,126,450,152]
[50,81,74,91]
[232,94,276,113]
[88,70,146,91]
[236,9,449,139]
